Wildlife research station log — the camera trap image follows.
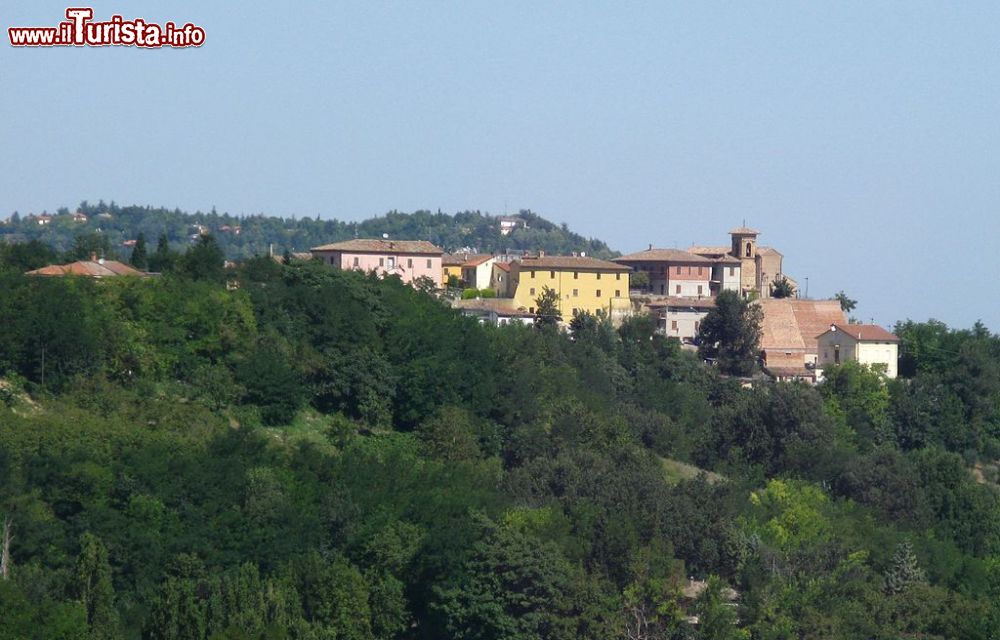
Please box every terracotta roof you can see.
[493,261,512,272]
[688,245,732,257]
[759,298,846,354]
[311,239,443,255]
[758,246,783,256]
[442,253,466,266]
[462,254,493,267]
[615,248,712,263]
[820,324,899,342]
[647,296,717,310]
[765,365,814,379]
[26,259,147,278]
[517,255,630,272]
[730,226,760,235]
[453,298,533,316]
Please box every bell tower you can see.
[729,226,760,295]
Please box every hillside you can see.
[0,201,617,261]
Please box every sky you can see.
[2,1,999,329]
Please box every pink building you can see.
[310,239,444,287]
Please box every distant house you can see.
[497,216,526,236]
[453,298,535,327]
[816,324,900,379]
[758,298,846,381]
[310,238,444,287]
[26,257,149,278]
[70,211,88,223]
[509,253,631,323]
[461,254,495,290]
[648,297,715,341]
[31,214,53,226]
[491,261,513,297]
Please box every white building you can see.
[649,297,715,342]
[816,324,900,379]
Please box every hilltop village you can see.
[11,209,898,383]
[311,222,898,382]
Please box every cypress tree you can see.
[130,232,148,270]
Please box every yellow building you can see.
[509,254,631,322]
[442,253,465,286]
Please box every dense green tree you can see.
[148,233,179,273]
[770,275,794,299]
[75,533,120,640]
[834,291,857,313]
[179,234,226,282]
[697,291,762,376]
[130,232,148,270]
[535,285,562,326]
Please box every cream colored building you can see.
[816,324,900,379]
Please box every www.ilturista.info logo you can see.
[8,8,205,48]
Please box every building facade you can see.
[509,254,631,321]
[816,324,900,379]
[614,247,714,298]
[311,239,444,286]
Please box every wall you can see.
[661,307,709,340]
[314,250,443,286]
[511,266,630,321]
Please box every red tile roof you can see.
[820,324,899,342]
[730,226,760,235]
[517,255,630,272]
[759,298,846,353]
[615,248,713,263]
[493,261,512,272]
[462,254,493,267]
[311,239,443,255]
[26,260,148,278]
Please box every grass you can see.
[659,456,725,485]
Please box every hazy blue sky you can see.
[3,2,999,328]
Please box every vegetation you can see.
[0,202,616,262]
[1,242,1000,638]
[770,275,794,298]
[696,290,763,376]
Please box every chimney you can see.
[538,250,545,258]
[648,243,653,250]
[90,252,97,261]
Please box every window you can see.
[675,285,681,294]
[572,308,578,315]
[697,285,703,295]
[330,257,336,265]
[407,258,413,268]
[550,271,555,279]
[697,267,703,276]
[745,242,752,257]
[530,287,535,295]
[427,259,432,268]
[596,289,602,297]
[615,289,621,297]
[660,284,665,294]
[573,272,578,279]
[671,320,678,330]
[616,273,621,280]
[572,288,578,297]
[388,257,395,268]
[729,266,735,276]
[379,258,385,267]
[353,256,359,267]
[529,307,535,314]
[597,273,602,280]
[676,266,682,275]
[531,270,536,278]
[834,346,841,364]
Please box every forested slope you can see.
[0,202,616,261]
[1,245,999,639]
